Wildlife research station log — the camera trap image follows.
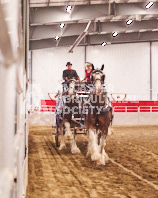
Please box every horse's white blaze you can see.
[68,82,75,96]
[71,137,81,154]
[89,129,101,161]
[95,74,101,80]
[65,122,73,139]
[95,79,101,95]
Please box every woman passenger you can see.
[82,62,93,85]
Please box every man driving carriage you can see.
[63,62,81,82]
[62,62,81,93]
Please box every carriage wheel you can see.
[55,126,59,147]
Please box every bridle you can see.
[91,69,105,84]
[66,78,79,96]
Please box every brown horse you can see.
[85,65,113,165]
[55,79,81,153]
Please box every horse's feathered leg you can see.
[89,129,101,162]
[64,121,73,140]
[99,132,109,165]
[86,129,91,158]
[59,122,66,150]
[108,127,113,136]
[71,133,81,154]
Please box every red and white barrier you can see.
[111,101,158,125]
[111,101,158,112]
[41,100,56,112]
[38,100,158,126]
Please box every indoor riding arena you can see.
[0,1,158,198]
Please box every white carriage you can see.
[53,81,91,147]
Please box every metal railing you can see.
[113,106,158,113]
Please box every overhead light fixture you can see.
[55,36,59,40]
[146,2,153,9]
[66,5,72,13]
[126,19,133,25]
[59,23,65,28]
[101,42,107,46]
[112,32,118,37]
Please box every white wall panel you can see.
[112,112,158,126]
[32,46,85,103]
[152,42,158,100]
[28,112,158,126]
[32,42,155,106]
[86,43,150,100]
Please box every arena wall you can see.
[152,42,158,100]
[86,43,150,100]
[30,42,158,109]
[28,111,158,126]
[31,46,85,103]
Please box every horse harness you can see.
[90,69,105,84]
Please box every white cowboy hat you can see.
[85,62,92,67]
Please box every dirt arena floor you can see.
[26,126,158,198]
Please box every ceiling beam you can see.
[30,20,158,40]
[29,0,110,7]
[30,31,158,50]
[68,20,91,52]
[30,3,158,25]
[29,0,158,7]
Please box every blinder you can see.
[102,74,105,84]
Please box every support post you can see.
[85,45,87,63]
[150,42,152,100]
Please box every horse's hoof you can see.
[104,153,109,163]
[91,152,101,161]
[96,159,105,166]
[71,147,81,154]
[59,144,66,150]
